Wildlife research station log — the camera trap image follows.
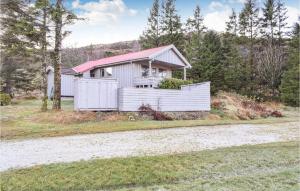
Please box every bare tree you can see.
[256,44,286,96]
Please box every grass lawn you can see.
[1,141,299,191]
[1,99,299,140]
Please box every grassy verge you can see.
[1,141,299,191]
[1,99,299,140]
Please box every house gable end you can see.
[149,45,191,68]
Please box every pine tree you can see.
[0,0,41,96]
[280,23,300,106]
[239,0,259,94]
[34,0,51,111]
[191,31,225,93]
[160,0,184,51]
[261,0,277,44]
[226,9,238,36]
[275,0,288,46]
[185,5,205,74]
[140,0,161,49]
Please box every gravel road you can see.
[1,121,299,171]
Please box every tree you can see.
[140,0,161,49]
[34,0,51,111]
[0,0,41,97]
[222,35,248,93]
[52,0,63,110]
[280,23,300,106]
[256,44,286,96]
[226,9,238,36]
[185,5,205,79]
[160,0,184,51]
[275,0,288,45]
[51,0,78,110]
[261,0,277,44]
[239,0,259,94]
[191,31,225,93]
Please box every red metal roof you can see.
[73,45,170,73]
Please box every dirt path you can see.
[1,122,299,171]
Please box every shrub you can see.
[158,78,192,89]
[138,104,173,121]
[0,93,11,106]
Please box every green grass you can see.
[1,99,299,140]
[1,141,299,191]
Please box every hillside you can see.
[61,40,140,68]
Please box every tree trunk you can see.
[41,7,48,111]
[52,0,62,110]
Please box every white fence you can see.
[118,82,211,111]
[74,78,118,111]
[47,73,75,98]
[73,78,210,112]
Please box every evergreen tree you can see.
[185,5,205,78]
[34,0,51,111]
[222,35,248,93]
[261,0,277,44]
[239,0,259,94]
[280,23,300,106]
[226,9,238,36]
[140,0,161,49]
[0,0,41,96]
[191,31,225,93]
[275,0,288,45]
[160,0,184,51]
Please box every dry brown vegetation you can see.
[211,91,284,120]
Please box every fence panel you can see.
[119,82,210,111]
[74,78,118,111]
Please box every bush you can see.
[0,93,11,106]
[138,104,173,121]
[158,78,192,89]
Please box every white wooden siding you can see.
[61,75,75,96]
[118,82,211,111]
[154,49,185,67]
[111,63,137,87]
[47,71,74,97]
[47,70,54,98]
[74,78,118,110]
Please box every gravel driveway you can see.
[1,121,299,171]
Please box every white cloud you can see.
[204,4,232,32]
[228,0,245,4]
[209,1,224,11]
[63,0,140,47]
[286,6,300,28]
[72,0,138,26]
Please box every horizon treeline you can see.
[140,0,299,106]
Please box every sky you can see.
[63,0,300,48]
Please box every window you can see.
[100,69,105,77]
[159,68,167,77]
[90,70,96,78]
[152,68,157,76]
[142,65,149,77]
[105,67,112,77]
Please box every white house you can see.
[47,45,211,111]
[72,44,191,88]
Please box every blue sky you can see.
[64,0,300,47]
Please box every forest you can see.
[0,0,299,109]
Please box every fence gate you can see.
[74,78,118,111]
